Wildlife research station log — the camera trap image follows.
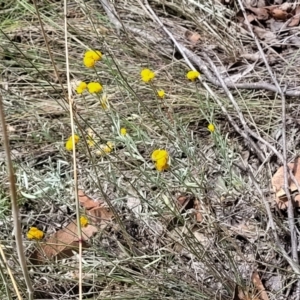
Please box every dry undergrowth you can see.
[0,0,300,299]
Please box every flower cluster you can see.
[27,227,44,240]
[76,81,87,94]
[76,81,103,94]
[141,68,155,83]
[151,149,169,171]
[87,82,102,93]
[69,51,211,175]
[83,50,102,68]
[96,141,114,156]
[65,134,80,151]
[87,134,96,148]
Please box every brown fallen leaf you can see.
[193,198,203,223]
[79,189,113,225]
[78,189,102,209]
[185,30,201,44]
[252,271,270,300]
[270,8,290,21]
[233,285,259,300]
[271,161,300,209]
[87,205,114,226]
[177,194,193,209]
[246,14,256,23]
[30,190,114,264]
[30,222,98,264]
[288,6,300,27]
[246,7,269,20]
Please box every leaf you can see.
[87,205,114,226]
[20,191,36,199]
[79,189,113,225]
[252,271,270,300]
[288,6,300,27]
[30,190,113,264]
[246,7,269,20]
[193,198,203,223]
[78,189,102,209]
[270,8,290,21]
[232,286,255,300]
[185,30,201,44]
[271,161,300,209]
[246,14,256,23]
[30,222,98,264]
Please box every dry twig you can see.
[0,96,33,298]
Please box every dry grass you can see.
[0,0,299,299]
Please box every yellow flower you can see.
[65,134,80,151]
[83,56,96,68]
[87,82,103,93]
[120,128,127,136]
[151,149,169,171]
[157,90,165,98]
[80,216,89,227]
[208,123,215,133]
[85,50,102,61]
[151,149,168,161]
[186,70,200,81]
[106,141,114,151]
[87,136,95,147]
[83,50,102,68]
[27,227,44,240]
[96,141,114,156]
[76,81,87,94]
[155,157,169,171]
[86,128,96,147]
[141,68,155,83]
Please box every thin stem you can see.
[0,95,33,299]
[64,0,83,299]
